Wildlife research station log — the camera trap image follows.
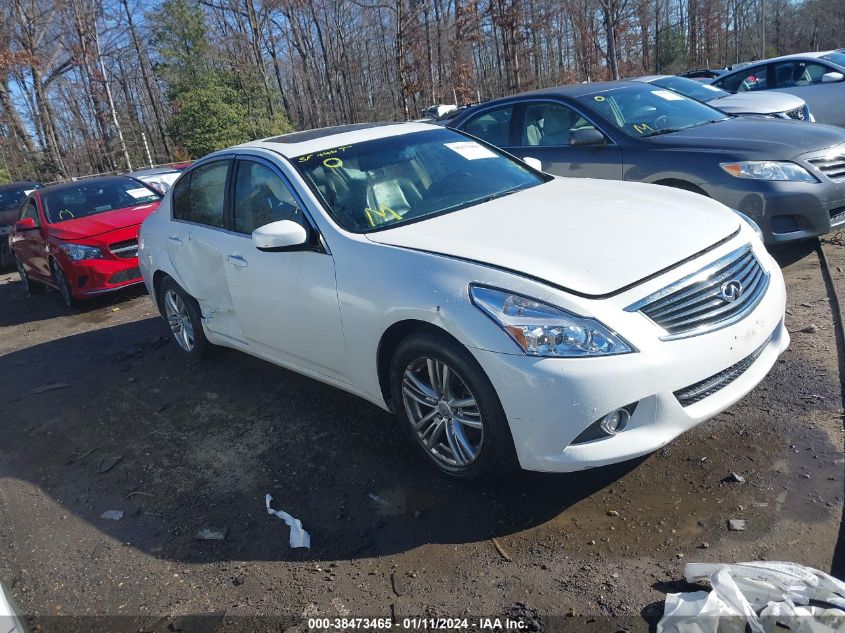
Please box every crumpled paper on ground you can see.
[265,494,310,548]
[657,561,845,633]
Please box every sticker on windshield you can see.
[126,187,152,199]
[444,141,496,160]
[593,95,606,102]
[651,89,685,101]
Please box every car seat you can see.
[539,108,575,146]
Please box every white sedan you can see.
[139,122,788,481]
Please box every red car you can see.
[10,176,162,307]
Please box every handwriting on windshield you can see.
[297,145,352,164]
[365,204,402,227]
[633,123,654,135]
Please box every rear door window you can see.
[715,66,768,92]
[461,105,514,147]
[173,160,230,228]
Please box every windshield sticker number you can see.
[365,204,402,227]
[651,89,685,101]
[444,141,496,160]
[127,187,152,199]
[633,123,654,135]
[323,157,343,168]
[593,95,606,102]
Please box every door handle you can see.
[168,236,182,247]
[226,255,248,268]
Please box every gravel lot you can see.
[0,239,843,632]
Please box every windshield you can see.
[293,128,547,232]
[650,76,730,102]
[0,184,39,211]
[576,85,730,138]
[43,177,161,224]
[820,52,845,68]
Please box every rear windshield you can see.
[292,128,547,233]
[43,177,160,224]
[0,184,40,211]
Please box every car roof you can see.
[450,80,650,115]
[735,50,838,66]
[0,181,40,191]
[38,175,139,196]
[129,166,180,176]
[234,121,440,158]
[634,75,672,82]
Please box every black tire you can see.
[157,276,210,359]
[51,259,76,308]
[17,257,45,295]
[390,331,518,482]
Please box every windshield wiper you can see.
[642,127,685,137]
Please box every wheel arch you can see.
[652,178,710,197]
[376,319,469,411]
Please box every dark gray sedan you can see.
[447,81,845,244]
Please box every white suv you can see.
[139,122,788,481]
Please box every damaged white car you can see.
[139,122,788,481]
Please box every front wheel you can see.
[390,332,517,482]
[51,260,75,308]
[158,277,210,359]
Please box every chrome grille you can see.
[674,331,771,406]
[625,245,769,340]
[808,155,845,182]
[109,238,138,259]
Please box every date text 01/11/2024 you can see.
[306,617,529,630]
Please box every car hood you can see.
[647,117,844,159]
[710,91,805,115]
[48,203,159,241]
[365,179,740,297]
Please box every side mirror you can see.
[15,218,36,232]
[522,156,543,171]
[569,128,606,147]
[822,71,844,83]
[252,219,309,252]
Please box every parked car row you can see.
[7,57,833,481]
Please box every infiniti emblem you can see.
[720,280,744,303]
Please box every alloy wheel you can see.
[164,289,195,352]
[401,357,484,468]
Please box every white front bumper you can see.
[470,246,788,473]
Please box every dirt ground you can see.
[0,238,843,633]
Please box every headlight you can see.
[720,161,816,182]
[731,208,764,241]
[470,286,633,357]
[58,243,104,261]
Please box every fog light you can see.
[599,408,630,435]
